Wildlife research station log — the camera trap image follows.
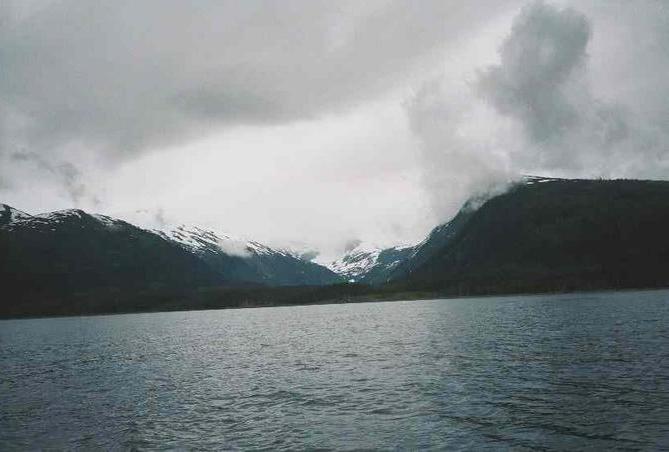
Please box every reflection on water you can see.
[1,290,669,449]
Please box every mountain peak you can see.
[1,203,343,298]
[0,203,33,226]
[35,208,87,219]
[1,206,133,233]
[321,241,416,283]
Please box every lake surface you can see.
[2,290,669,450]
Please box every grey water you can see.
[1,291,669,450]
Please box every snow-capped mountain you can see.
[0,204,342,298]
[0,206,220,302]
[320,240,415,283]
[0,204,34,226]
[154,224,274,258]
[275,241,321,262]
[149,223,342,286]
[109,208,341,285]
[115,209,291,258]
[1,205,126,231]
[322,241,382,282]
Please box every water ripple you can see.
[1,290,669,450]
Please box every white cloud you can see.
[217,237,252,258]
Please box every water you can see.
[1,290,669,450]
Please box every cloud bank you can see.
[0,0,504,163]
[408,1,669,221]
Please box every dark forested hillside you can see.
[0,207,341,317]
[0,210,220,308]
[392,178,669,294]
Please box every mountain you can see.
[153,224,342,286]
[380,201,478,284]
[110,208,340,286]
[321,240,414,283]
[0,208,220,304]
[388,177,669,294]
[275,241,321,262]
[0,204,31,225]
[5,176,669,318]
[0,206,342,316]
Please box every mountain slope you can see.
[323,242,384,282]
[391,178,669,294]
[319,241,414,284]
[154,224,342,286]
[0,206,342,315]
[5,177,669,317]
[0,204,31,226]
[0,209,220,302]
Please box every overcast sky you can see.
[2,0,669,257]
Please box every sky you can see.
[1,0,669,258]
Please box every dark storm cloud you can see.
[407,0,669,222]
[0,0,510,163]
[477,2,591,145]
[476,1,669,175]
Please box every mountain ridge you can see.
[0,205,342,311]
[389,177,669,294]
[4,177,669,317]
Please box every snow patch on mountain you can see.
[112,209,252,258]
[2,208,79,229]
[0,204,32,225]
[91,213,125,228]
[319,240,415,282]
[150,223,300,260]
[523,175,561,185]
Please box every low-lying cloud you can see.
[218,237,252,259]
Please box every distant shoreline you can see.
[3,285,667,321]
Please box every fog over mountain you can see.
[2,0,669,256]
